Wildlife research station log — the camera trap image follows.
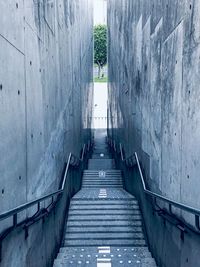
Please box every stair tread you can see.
[65,232,144,239]
[67,221,142,227]
[68,210,140,215]
[66,226,143,232]
[64,239,147,246]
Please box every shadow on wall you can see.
[107,0,200,266]
[0,0,93,266]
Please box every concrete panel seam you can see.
[24,20,43,43]
[151,17,163,37]
[163,18,185,45]
[0,33,24,56]
[44,16,55,36]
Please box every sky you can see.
[94,0,107,25]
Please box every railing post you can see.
[195,215,200,231]
[169,204,172,214]
[37,202,40,212]
[13,214,17,227]
[154,197,157,206]
[24,225,29,239]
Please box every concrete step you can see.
[82,184,122,186]
[82,179,122,184]
[72,197,135,201]
[68,209,141,215]
[82,185,122,187]
[83,174,121,176]
[92,156,111,159]
[53,258,156,267]
[83,175,121,177]
[59,246,151,254]
[54,247,155,266]
[83,172,121,175]
[70,199,138,205]
[64,239,147,247]
[70,204,139,210]
[141,257,157,265]
[82,182,122,184]
[68,214,142,221]
[83,178,122,180]
[66,226,143,233]
[82,186,123,188]
[82,184,123,187]
[83,180,122,182]
[83,175,122,178]
[83,176,122,179]
[82,180,122,183]
[67,220,142,227]
[83,173,121,175]
[73,188,135,200]
[88,159,115,170]
[65,232,144,240]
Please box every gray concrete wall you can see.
[108,1,200,266]
[0,0,93,266]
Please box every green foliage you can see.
[94,25,107,68]
[94,76,108,83]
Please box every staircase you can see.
[53,130,157,267]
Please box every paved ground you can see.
[92,83,107,129]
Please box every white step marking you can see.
[98,189,107,198]
[97,246,112,267]
[99,171,106,178]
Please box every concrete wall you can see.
[0,0,93,266]
[108,1,200,266]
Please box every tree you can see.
[94,25,107,78]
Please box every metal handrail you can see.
[109,139,200,230]
[134,153,200,217]
[80,144,86,161]
[0,143,89,222]
[119,143,124,161]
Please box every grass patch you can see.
[94,77,108,83]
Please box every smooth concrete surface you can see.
[107,1,200,266]
[0,0,93,266]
